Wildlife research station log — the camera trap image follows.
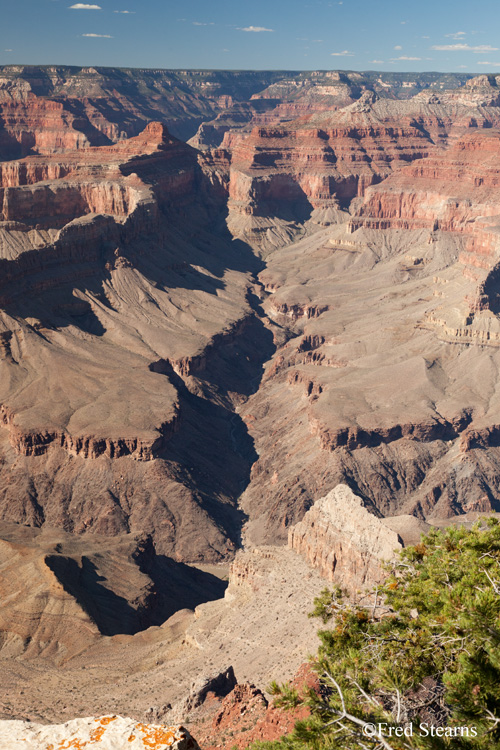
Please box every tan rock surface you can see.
[239,213,500,543]
[0,715,199,749]
[0,67,292,155]
[0,121,262,561]
[288,484,403,590]
[5,74,500,564]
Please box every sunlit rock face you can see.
[288,484,403,590]
[0,716,200,749]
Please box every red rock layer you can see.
[234,113,500,541]
[0,85,107,158]
[188,665,317,750]
[352,129,500,322]
[226,122,433,215]
[213,81,500,242]
[354,130,500,233]
[0,67,296,160]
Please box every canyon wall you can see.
[4,74,500,557]
[229,79,500,542]
[4,71,500,740]
[0,66,477,164]
[0,121,264,562]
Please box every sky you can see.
[2,0,500,72]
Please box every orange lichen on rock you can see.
[0,716,200,749]
[89,726,106,742]
[133,723,181,748]
[95,718,117,726]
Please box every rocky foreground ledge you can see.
[0,715,199,749]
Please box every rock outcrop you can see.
[239,228,500,543]
[0,716,199,749]
[183,662,319,750]
[288,484,403,590]
[215,79,500,252]
[169,666,237,722]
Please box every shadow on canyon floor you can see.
[46,551,227,636]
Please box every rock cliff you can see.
[5,74,500,557]
[221,81,500,253]
[0,121,265,561]
[0,66,293,157]
[0,66,476,163]
[352,129,500,346]
[288,484,403,590]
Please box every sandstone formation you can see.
[0,715,199,749]
[221,77,500,253]
[288,484,403,590]
[0,66,293,157]
[0,67,474,163]
[239,212,500,542]
[352,128,500,347]
[190,70,477,152]
[227,80,500,542]
[2,74,500,555]
[287,486,500,589]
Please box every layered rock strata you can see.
[0,544,326,725]
[0,67,293,157]
[186,665,317,750]
[217,78,500,253]
[239,219,500,543]
[0,121,264,561]
[0,67,475,163]
[351,129,500,347]
[6,72,500,745]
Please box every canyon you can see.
[2,65,500,747]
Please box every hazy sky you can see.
[2,0,500,72]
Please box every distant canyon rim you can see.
[1,65,500,744]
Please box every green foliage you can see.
[252,520,500,749]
